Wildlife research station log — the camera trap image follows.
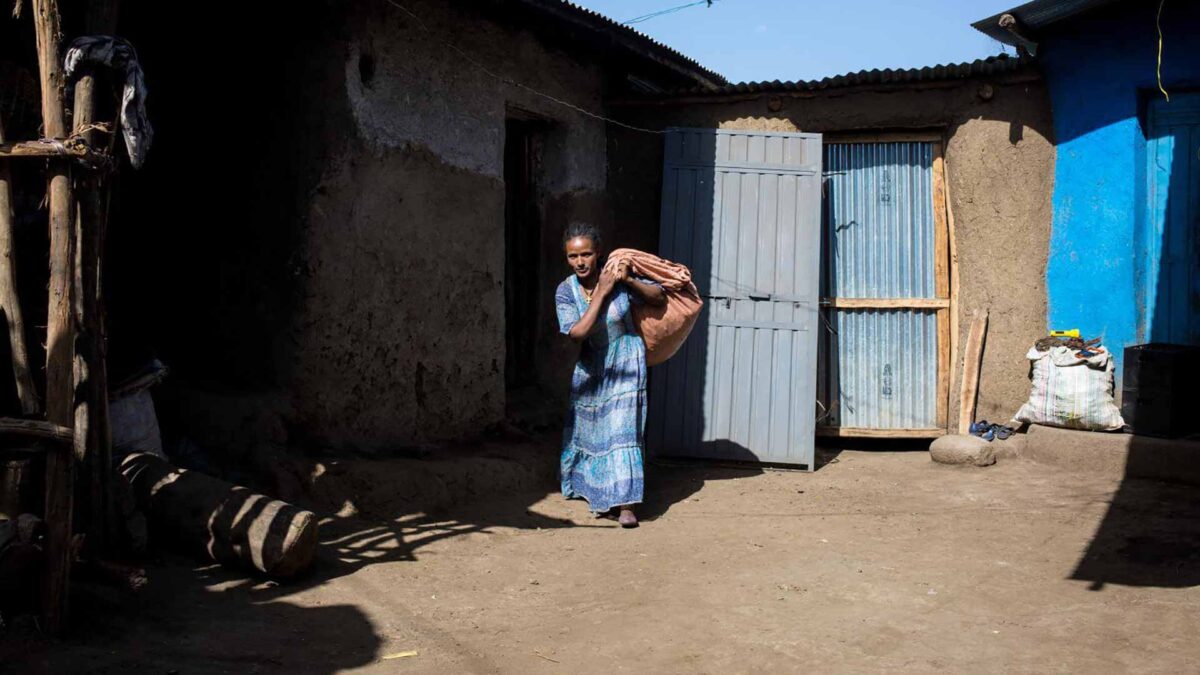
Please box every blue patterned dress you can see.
[555,274,648,512]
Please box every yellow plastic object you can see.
[1049,329,1080,338]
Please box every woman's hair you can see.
[563,221,602,249]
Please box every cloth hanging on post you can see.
[64,36,153,169]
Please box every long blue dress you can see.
[555,274,647,513]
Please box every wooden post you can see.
[932,143,950,429]
[72,0,120,555]
[33,0,76,635]
[0,117,39,415]
[957,309,989,435]
[943,149,961,433]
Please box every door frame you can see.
[816,130,956,438]
[1142,93,1200,344]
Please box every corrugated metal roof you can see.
[512,0,726,87]
[972,0,1124,46]
[653,54,1032,98]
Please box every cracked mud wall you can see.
[116,1,614,454]
[292,0,613,449]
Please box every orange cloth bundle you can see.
[603,248,703,366]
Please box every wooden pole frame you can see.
[33,0,76,636]
[72,0,121,561]
[0,119,39,415]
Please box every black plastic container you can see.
[1121,343,1200,438]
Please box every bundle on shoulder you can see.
[603,248,703,366]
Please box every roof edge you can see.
[622,54,1036,100]
[971,0,1124,47]
[512,0,726,89]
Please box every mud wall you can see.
[112,0,620,456]
[608,75,1055,427]
[294,1,613,449]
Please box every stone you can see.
[930,434,997,467]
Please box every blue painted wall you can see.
[1039,0,1200,358]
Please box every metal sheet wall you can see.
[823,142,936,298]
[818,309,938,429]
[819,142,939,429]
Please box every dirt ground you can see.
[7,444,1200,674]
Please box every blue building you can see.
[977,0,1200,360]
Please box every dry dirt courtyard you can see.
[7,446,1200,673]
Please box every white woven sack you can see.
[1015,345,1126,431]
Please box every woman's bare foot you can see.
[618,508,638,528]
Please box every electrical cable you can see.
[624,0,716,26]
[1156,0,1170,102]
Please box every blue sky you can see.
[572,0,1022,83]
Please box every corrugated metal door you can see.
[818,139,950,436]
[648,128,823,468]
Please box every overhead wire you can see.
[381,0,667,134]
[1156,0,1170,101]
[624,0,716,26]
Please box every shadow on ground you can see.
[5,434,784,672]
[1071,441,1200,590]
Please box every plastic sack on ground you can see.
[603,248,703,367]
[1015,345,1126,431]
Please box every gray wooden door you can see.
[647,128,823,468]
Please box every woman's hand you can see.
[614,259,631,283]
[596,267,618,299]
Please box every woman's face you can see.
[565,236,599,279]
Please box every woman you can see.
[555,223,665,528]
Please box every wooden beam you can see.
[998,14,1039,57]
[817,426,947,439]
[0,118,39,414]
[822,297,950,310]
[33,0,76,636]
[957,309,989,434]
[932,142,950,429]
[606,74,1044,107]
[0,418,74,445]
[0,137,106,161]
[824,131,947,145]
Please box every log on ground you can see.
[119,453,318,579]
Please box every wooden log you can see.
[0,137,105,162]
[0,418,73,444]
[72,0,120,554]
[33,0,75,635]
[957,309,990,434]
[119,453,319,579]
[0,118,38,414]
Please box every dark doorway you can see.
[504,119,542,391]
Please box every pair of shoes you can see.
[970,420,994,441]
[969,420,1014,442]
